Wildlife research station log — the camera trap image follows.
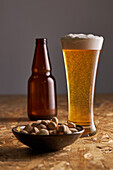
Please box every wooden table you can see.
[0,94,113,170]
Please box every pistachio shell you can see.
[67,122,76,128]
[52,117,58,124]
[37,129,49,135]
[47,122,57,130]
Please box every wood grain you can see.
[0,94,113,170]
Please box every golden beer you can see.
[61,34,104,136]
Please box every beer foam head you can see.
[61,34,104,50]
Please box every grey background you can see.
[0,0,112,94]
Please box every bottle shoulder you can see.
[28,73,55,82]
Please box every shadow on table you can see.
[0,117,29,122]
[0,146,59,162]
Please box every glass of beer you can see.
[61,34,104,136]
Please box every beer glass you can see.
[61,34,104,136]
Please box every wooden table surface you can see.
[0,94,113,170]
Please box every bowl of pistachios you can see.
[12,117,84,152]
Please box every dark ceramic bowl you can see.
[12,125,84,152]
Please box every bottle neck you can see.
[32,38,51,74]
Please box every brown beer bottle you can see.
[28,38,57,120]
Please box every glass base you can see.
[68,120,96,137]
[81,125,96,137]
